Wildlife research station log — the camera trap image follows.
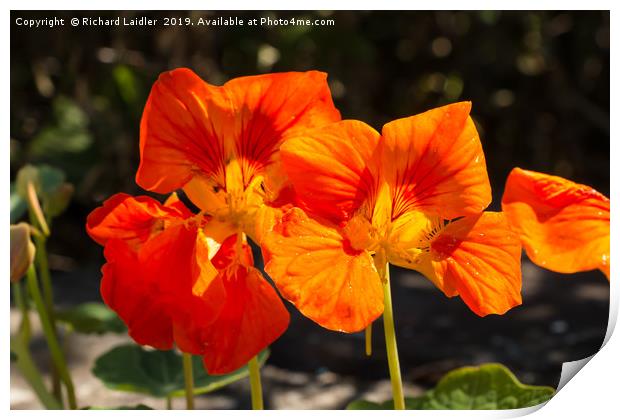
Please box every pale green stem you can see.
[13,282,31,341]
[10,338,62,409]
[166,395,173,410]
[382,263,405,410]
[11,282,60,409]
[26,266,77,409]
[182,353,194,410]
[365,324,373,356]
[248,356,264,410]
[27,193,63,402]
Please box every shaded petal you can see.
[381,102,491,220]
[280,120,381,224]
[263,208,383,332]
[137,68,229,192]
[502,168,610,279]
[86,193,193,248]
[101,239,174,349]
[426,212,523,316]
[100,223,228,354]
[201,265,289,374]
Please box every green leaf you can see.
[10,183,27,223]
[56,303,126,335]
[113,65,140,106]
[14,164,74,220]
[347,364,555,410]
[28,96,93,158]
[83,404,153,410]
[93,344,269,398]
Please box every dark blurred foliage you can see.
[10,10,609,392]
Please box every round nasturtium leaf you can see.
[92,344,269,398]
[56,302,126,335]
[347,363,555,410]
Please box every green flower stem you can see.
[12,282,31,341]
[28,209,63,403]
[365,324,372,356]
[10,338,62,409]
[166,395,173,410]
[26,265,77,409]
[381,263,405,410]
[182,353,194,409]
[248,356,264,410]
[11,282,60,409]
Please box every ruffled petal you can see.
[425,212,523,316]
[280,120,381,224]
[201,265,289,374]
[502,168,610,279]
[263,208,383,333]
[86,193,192,248]
[101,239,174,349]
[381,102,491,220]
[100,220,228,354]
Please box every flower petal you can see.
[201,265,289,374]
[101,239,174,349]
[502,168,610,279]
[137,68,229,193]
[386,210,521,315]
[86,193,193,248]
[263,208,383,332]
[222,71,341,186]
[427,212,523,316]
[138,69,340,199]
[381,102,491,220]
[280,120,381,224]
[100,221,228,353]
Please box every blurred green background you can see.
[10,10,610,408]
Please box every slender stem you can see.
[10,338,62,409]
[32,235,55,315]
[11,282,60,409]
[166,395,173,410]
[248,356,264,410]
[381,263,405,410]
[28,210,63,403]
[365,324,372,356]
[26,266,77,409]
[13,282,31,341]
[182,353,194,410]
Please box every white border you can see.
[3,3,617,419]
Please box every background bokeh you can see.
[10,10,610,409]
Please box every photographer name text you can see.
[14,15,335,29]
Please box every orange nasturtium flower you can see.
[502,168,610,280]
[87,68,341,374]
[263,102,523,333]
[87,192,288,374]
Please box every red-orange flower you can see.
[87,192,289,374]
[136,68,340,245]
[263,102,523,333]
[502,168,610,280]
[87,68,341,374]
